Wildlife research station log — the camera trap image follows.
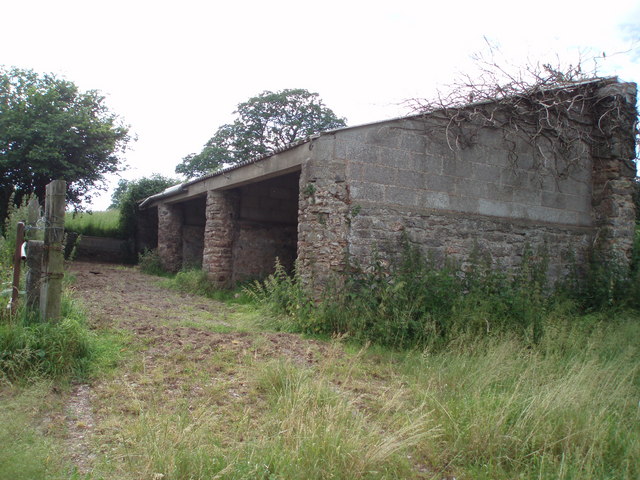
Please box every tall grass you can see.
[154,265,252,303]
[65,209,122,238]
[405,314,640,479]
[0,201,124,480]
[111,359,439,480]
[235,240,640,477]
[98,313,639,479]
[250,360,438,479]
[0,294,96,382]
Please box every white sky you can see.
[2,0,639,209]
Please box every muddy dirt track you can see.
[65,261,333,475]
[70,261,328,365]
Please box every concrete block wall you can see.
[331,117,597,279]
[340,118,593,227]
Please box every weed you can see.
[244,260,313,330]
[411,315,640,479]
[246,241,557,349]
[302,183,316,197]
[138,249,169,277]
[563,226,640,311]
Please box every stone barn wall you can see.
[297,80,637,290]
[232,224,298,282]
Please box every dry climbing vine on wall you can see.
[405,57,637,182]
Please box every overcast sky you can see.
[2,0,639,209]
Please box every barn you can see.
[140,78,637,291]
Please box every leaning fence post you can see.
[40,180,66,321]
[10,222,25,314]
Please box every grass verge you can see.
[0,293,121,383]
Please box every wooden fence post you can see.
[26,240,44,310]
[10,222,25,314]
[25,196,43,309]
[40,180,66,321]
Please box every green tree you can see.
[175,88,346,178]
[109,178,135,210]
[0,67,131,219]
[115,174,178,239]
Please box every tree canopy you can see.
[0,67,131,217]
[175,88,346,178]
[112,174,178,239]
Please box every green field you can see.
[64,209,121,238]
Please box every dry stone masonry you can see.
[142,78,637,292]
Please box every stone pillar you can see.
[157,203,183,272]
[203,190,239,288]
[590,82,637,263]
[297,135,351,294]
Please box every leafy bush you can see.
[561,226,640,311]
[114,175,178,240]
[1,193,40,266]
[247,237,639,350]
